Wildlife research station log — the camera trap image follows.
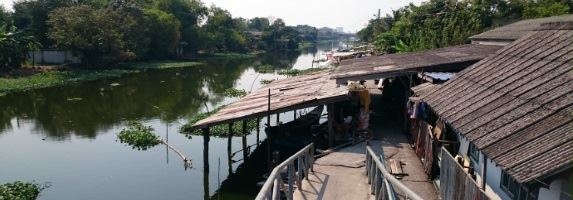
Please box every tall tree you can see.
[0,24,41,69]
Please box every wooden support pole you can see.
[256,118,260,145]
[267,89,272,172]
[327,103,335,147]
[228,122,233,175]
[242,120,248,160]
[293,109,297,119]
[202,128,210,200]
[276,113,280,125]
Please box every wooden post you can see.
[267,89,272,172]
[228,122,233,175]
[256,118,260,145]
[293,109,297,119]
[242,120,248,160]
[327,103,335,147]
[276,113,280,125]
[202,128,210,200]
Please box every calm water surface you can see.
[0,42,347,200]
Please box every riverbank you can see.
[0,61,202,96]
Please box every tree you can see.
[523,0,570,19]
[0,24,41,69]
[48,5,130,66]
[12,0,76,47]
[0,6,11,28]
[144,8,181,58]
[247,17,269,31]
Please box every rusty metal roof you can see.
[421,24,573,183]
[191,69,348,129]
[470,14,573,42]
[331,44,502,83]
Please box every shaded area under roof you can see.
[470,14,573,42]
[420,25,573,183]
[191,70,347,129]
[331,44,502,83]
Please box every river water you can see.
[0,41,347,200]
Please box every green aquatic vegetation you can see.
[260,79,274,85]
[211,53,257,60]
[180,106,258,138]
[117,122,160,150]
[224,88,247,98]
[255,64,275,73]
[0,69,135,95]
[0,181,50,200]
[277,68,325,77]
[127,61,203,69]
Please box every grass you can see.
[223,88,247,98]
[0,69,135,96]
[0,60,203,96]
[127,60,203,69]
[197,52,258,60]
[260,79,274,85]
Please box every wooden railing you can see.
[366,146,423,200]
[255,143,315,200]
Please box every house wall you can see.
[455,132,510,200]
[28,50,82,64]
[538,178,563,200]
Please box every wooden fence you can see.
[440,147,489,200]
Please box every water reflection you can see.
[0,59,253,140]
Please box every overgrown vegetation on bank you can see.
[357,0,573,53]
[0,69,134,96]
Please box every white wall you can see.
[456,132,510,200]
[539,179,564,200]
[28,50,82,64]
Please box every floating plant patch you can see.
[117,121,160,150]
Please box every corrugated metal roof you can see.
[331,44,501,83]
[411,82,437,97]
[422,72,455,81]
[470,14,573,41]
[421,24,573,183]
[191,69,347,129]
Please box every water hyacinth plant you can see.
[117,121,160,150]
[0,181,50,200]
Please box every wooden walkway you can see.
[293,142,376,200]
[292,114,439,200]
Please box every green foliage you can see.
[0,69,134,95]
[223,88,247,98]
[254,64,275,73]
[260,79,274,85]
[0,181,49,200]
[127,60,203,69]
[262,18,302,50]
[144,9,181,59]
[117,121,160,150]
[523,0,570,19]
[361,0,573,54]
[180,106,258,137]
[277,68,325,77]
[0,24,41,69]
[48,5,131,65]
[247,17,270,31]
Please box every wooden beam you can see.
[328,103,335,147]
[242,120,248,160]
[228,122,233,175]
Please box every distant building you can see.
[336,27,344,33]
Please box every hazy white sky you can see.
[0,0,425,32]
